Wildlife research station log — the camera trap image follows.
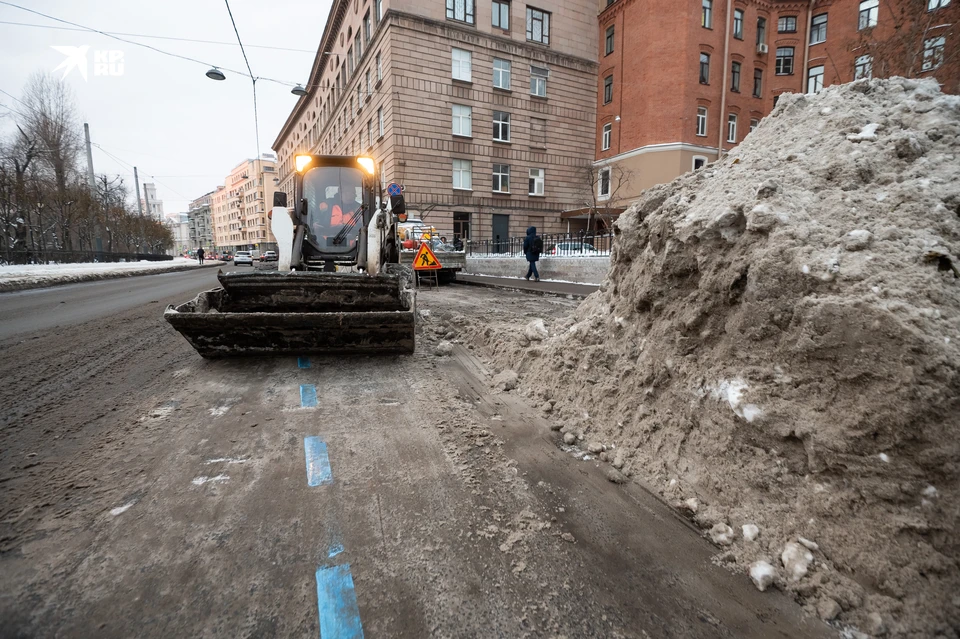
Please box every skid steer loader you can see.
[164,154,416,357]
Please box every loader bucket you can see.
[164,265,415,358]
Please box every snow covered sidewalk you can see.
[0,258,223,293]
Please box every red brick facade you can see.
[597,0,959,162]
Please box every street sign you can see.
[413,243,442,270]
[387,182,402,197]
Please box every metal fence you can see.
[467,232,614,257]
[1,250,174,266]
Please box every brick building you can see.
[210,155,279,254]
[596,0,959,209]
[272,0,599,245]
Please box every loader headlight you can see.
[295,155,313,172]
[356,156,376,175]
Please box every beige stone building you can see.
[273,0,598,246]
[211,155,279,253]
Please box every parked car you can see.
[260,251,278,262]
[233,250,254,266]
[548,242,599,255]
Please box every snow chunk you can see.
[525,318,549,341]
[922,485,938,498]
[781,541,814,581]
[798,537,819,551]
[847,122,881,141]
[742,524,760,542]
[878,453,890,463]
[707,379,762,422]
[749,561,777,592]
[710,523,735,546]
[110,501,136,516]
[192,474,229,486]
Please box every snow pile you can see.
[473,78,960,636]
[0,258,216,292]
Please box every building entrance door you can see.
[492,214,510,253]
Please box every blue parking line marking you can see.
[298,356,311,369]
[300,384,318,408]
[304,437,333,487]
[316,564,364,639]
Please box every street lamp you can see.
[206,67,226,81]
[291,84,308,97]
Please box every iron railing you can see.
[1,250,174,266]
[467,232,614,257]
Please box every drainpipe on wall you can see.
[717,0,733,158]
[802,0,814,92]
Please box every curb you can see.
[453,274,598,299]
[0,262,225,294]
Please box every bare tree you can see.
[576,163,633,233]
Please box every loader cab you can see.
[294,155,379,268]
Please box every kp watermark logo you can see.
[51,46,125,80]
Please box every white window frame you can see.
[922,36,946,71]
[810,13,827,45]
[378,107,384,137]
[854,54,873,79]
[928,0,951,9]
[526,7,550,44]
[453,159,473,190]
[492,0,509,29]
[601,123,611,151]
[749,118,759,133]
[692,156,708,171]
[452,48,472,82]
[376,52,382,82]
[492,163,510,193]
[598,167,611,199]
[807,65,824,93]
[452,104,473,137]
[446,0,476,24]
[528,168,545,196]
[702,0,712,28]
[367,119,373,148]
[493,111,511,142]
[696,106,708,137]
[493,58,512,90]
[858,0,879,30]
[366,69,372,97]
[727,113,737,143]
[530,65,548,97]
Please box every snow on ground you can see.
[0,258,221,292]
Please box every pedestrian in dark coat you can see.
[196,247,205,265]
[522,226,541,281]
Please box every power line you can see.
[0,20,316,53]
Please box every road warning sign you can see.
[413,243,443,270]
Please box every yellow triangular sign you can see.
[413,243,443,270]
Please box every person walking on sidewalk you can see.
[196,247,205,265]
[523,226,542,282]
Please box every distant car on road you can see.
[548,242,599,256]
[233,251,254,266]
[259,251,278,262]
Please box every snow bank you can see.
[468,78,960,637]
[0,258,221,292]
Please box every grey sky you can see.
[0,0,332,213]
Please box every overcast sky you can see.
[0,0,331,214]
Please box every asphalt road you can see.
[0,273,835,638]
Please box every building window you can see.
[528,168,545,195]
[928,0,951,9]
[531,117,547,148]
[693,156,707,170]
[603,75,613,103]
[757,17,767,44]
[778,16,797,33]
[453,211,471,239]
[446,0,475,24]
[923,36,946,70]
[453,159,473,190]
[753,68,763,97]
[492,164,510,192]
[776,47,795,74]
[859,0,878,29]
[355,33,363,63]
[378,107,384,137]
[376,52,382,81]
[364,11,372,43]
[375,0,382,22]
[731,61,741,92]
[493,58,512,89]
[452,104,473,137]
[493,0,509,29]
[526,7,550,44]
[727,113,737,143]
[733,9,744,39]
[601,123,611,151]
[810,13,828,44]
[807,65,824,93]
[605,25,615,55]
[696,106,707,136]
[598,167,611,199]
[854,54,873,79]
[367,119,373,147]
[750,118,759,133]
[452,48,472,81]
[366,69,372,96]
[699,53,710,84]
[702,0,713,28]
[530,65,548,96]
[493,111,511,141]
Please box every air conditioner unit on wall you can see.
[757,43,769,54]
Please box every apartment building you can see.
[273,0,598,244]
[210,155,279,254]
[141,183,165,222]
[596,0,959,208]
[188,191,215,250]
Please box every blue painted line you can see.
[328,543,344,558]
[298,356,311,369]
[304,436,333,487]
[300,384,318,408]
[316,564,364,639]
